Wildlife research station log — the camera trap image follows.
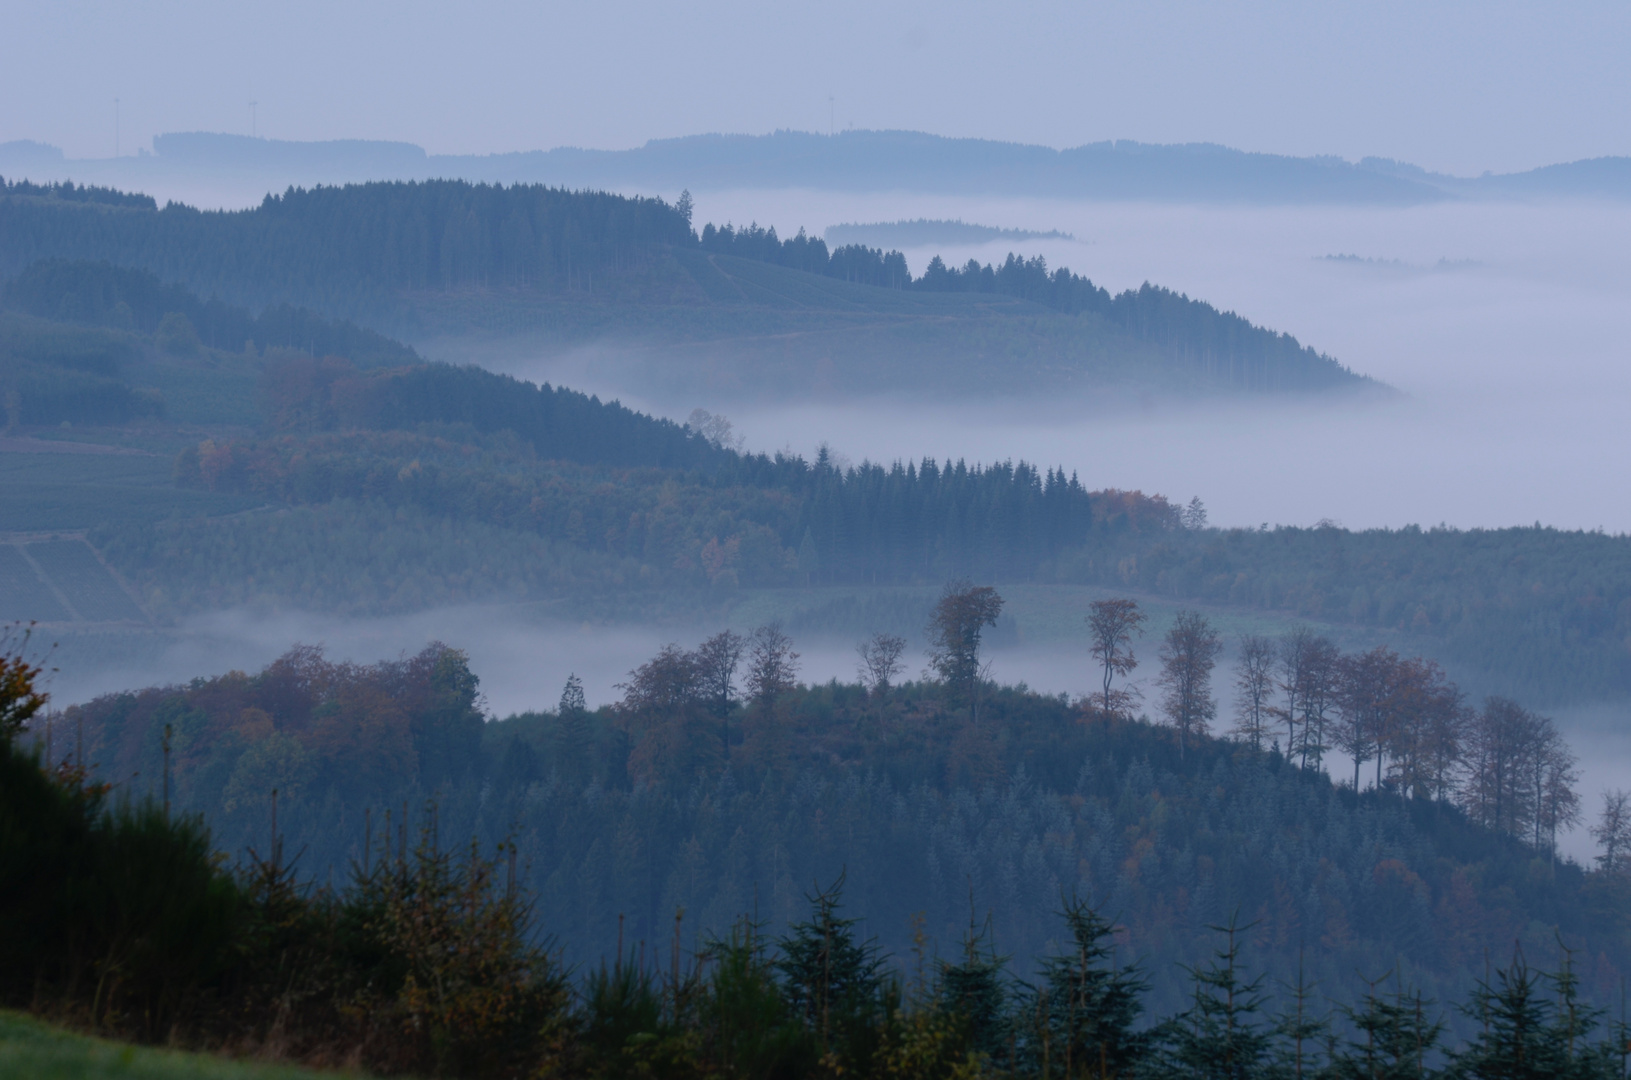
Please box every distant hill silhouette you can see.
[7,129,1631,204]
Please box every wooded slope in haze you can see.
[0,180,1366,396]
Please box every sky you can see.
[4,0,1631,176]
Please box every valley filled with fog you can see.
[23,187,1629,862]
[473,192,1631,532]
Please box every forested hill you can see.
[0,178,691,318]
[3,258,417,365]
[0,259,420,428]
[0,178,1368,396]
[52,642,1631,1024]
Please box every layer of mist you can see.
[471,192,1631,533]
[38,601,1626,863]
[13,182,1629,868]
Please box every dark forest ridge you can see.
[7,129,1631,203]
[0,179,1370,400]
[2,261,1619,707]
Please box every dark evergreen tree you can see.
[1017,898,1150,1079]
[1327,974,1445,1080]
[1450,947,1621,1080]
[1272,951,1331,1080]
[1156,916,1276,1079]
[936,912,1010,1063]
[775,874,888,1065]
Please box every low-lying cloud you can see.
[513,192,1631,534]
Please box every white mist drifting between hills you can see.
[450,192,1631,859]
[493,191,1631,535]
[37,600,1625,863]
[41,193,1631,863]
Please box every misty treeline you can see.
[1081,521,1631,705]
[3,258,417,363]
[41,591,1631,1034]
[129,341,1631,704]
[59,333,1628,703]
[0,311,162,427]
[1081,596,1588,856]
[129,351,1105,597]
[705,221,1355,391]
[0,258,418,427]
[0,176,690,317]
[0,176,1358,390]
[0,174,156,210]
[700,220,912,288]
[169,433,1098,591]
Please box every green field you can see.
[0,1011,352,1080]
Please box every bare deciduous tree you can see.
[1334,645,1400,789]
[694,630,745,718]
[857,632,907,695]
[1380,656,1464,800]
[685,408,744,451]
[1230,634,1276,750]
[1458,696,1576,852]
[1296,636,1341,769]
[1591,790,1631,875]
[1534,729,1581,855]
[745,622,800,711]
[1273,628,1339,767]
[695,629,746,757]
[1087,598,1145,718]
[1156,610,1221,759]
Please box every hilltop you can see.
[50,635,1631,1027]
[0,178,1371,403]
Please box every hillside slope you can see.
[57,648,1631,1025]
[0,179,1370,401]
[0,265,1618,705]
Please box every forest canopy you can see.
[0,178,1364,392]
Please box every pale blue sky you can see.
[2,0,1628,175]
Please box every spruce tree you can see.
[1450,946,1619,1080]
[1017,897,1150,1078]
[775,874,887,1066]
[937,911,1011,1063]
[1327,972,1444,1080]
[1272,949,1330,1080]
[1157,915,1275,1080]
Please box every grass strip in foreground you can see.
[0,1011,356,1080]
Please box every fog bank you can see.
[481,193,1631,532]
[39,603,1627,863]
